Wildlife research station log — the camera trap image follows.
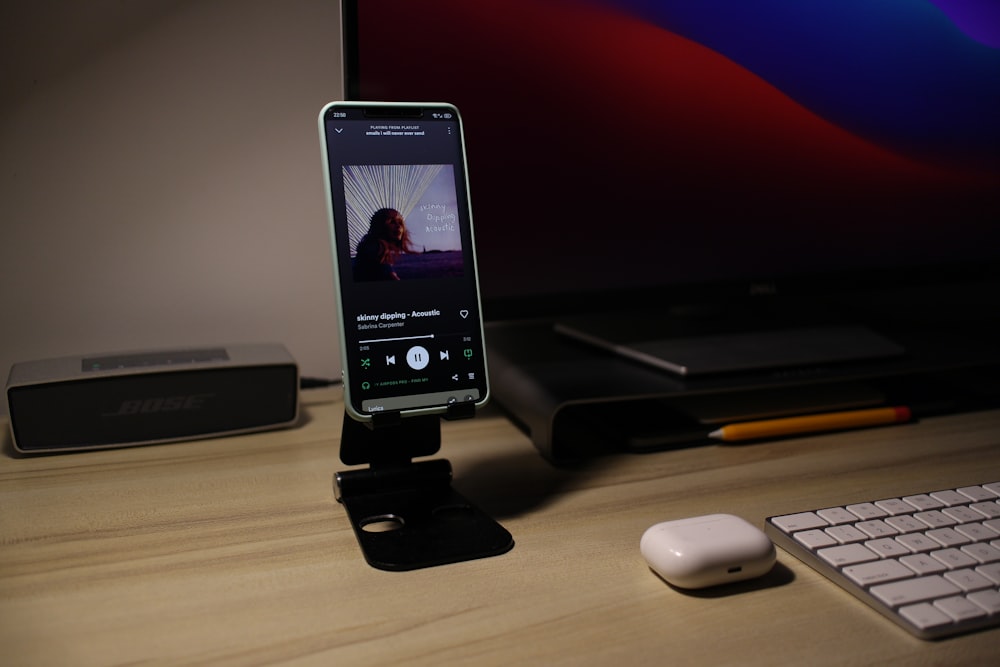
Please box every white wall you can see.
[1,0,344,413]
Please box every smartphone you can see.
[318,101,489,422]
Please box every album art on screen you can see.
[342,164,465,282]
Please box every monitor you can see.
[341,0,1000,460]
[342,0,999,320]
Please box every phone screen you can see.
[319,102,489,421]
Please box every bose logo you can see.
[102,393,215,417]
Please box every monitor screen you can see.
[342,0,1000,320]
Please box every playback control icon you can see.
[405,345,429,370]
[358,343,476,380]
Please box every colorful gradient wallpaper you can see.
[351,0,1000,306]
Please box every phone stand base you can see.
[334,411,514,571]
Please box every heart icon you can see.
[459,310,470,319]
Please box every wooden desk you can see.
[2,389,999,665]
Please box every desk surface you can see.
[2,389,999,665]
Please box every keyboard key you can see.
[886,515,925,534]
[982,483,1000,497]
[957,523,997,543]
[817,507,856,525]
[926,527,970,547]
[956,522,996,541]
[866,538,910,559]
[793,529,837,549]
[930,548,977,570]
[856,520,897,538]
[903,494,944,511]
[931,490,973,507]
[957,485,998,502]
[771,512,828,532]
[871,575,960,607]
[962,542,1000,564]
[971,502,1000,519]
[818,543,879,566]
[875,498,914,515]
[847,503,886,520]
[842,559,914,587]
[944,506,985,524]
[944,568,995,592]
[914,510,957,528]
[899,603,952,630]
[935,595,987,621]
[968,589,1000,614]
[977,563,1000,584]
[826,525,868,544]
[901,554,947,575]
[897,533,938,553]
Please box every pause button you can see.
[406,345,430,370]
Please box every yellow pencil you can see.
[708,406,913,442]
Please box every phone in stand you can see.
[318,101,489,424]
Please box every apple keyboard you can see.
[765,482,1000,639]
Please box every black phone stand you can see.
[334,405,514,571]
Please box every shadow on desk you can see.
[1,427,18,459]
[451,446,609,520]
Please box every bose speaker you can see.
[6,343,299,454]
